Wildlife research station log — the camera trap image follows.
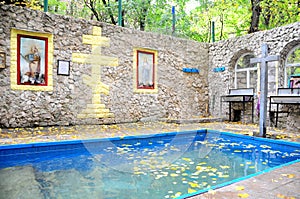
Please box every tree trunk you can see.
[122,9,125,27]
[219,13,224,40]
[139,7,147,31]
[262,0,271,29]
[139,0,150,31]
[249,0,261,33]
[102,0,117,25]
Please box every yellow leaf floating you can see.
[172,192,181,198]
[238,193,249,198]
[220,165,230,169]
[140,160,147,165]
[235,186,245,191]
[182,157,192,162]
[219,174,229,178]
[188,182,200,188]
[134,171,145,175]
[170,173,179,177]
[188,188,197,194]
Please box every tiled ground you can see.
[1,120,299,145]
[192,162,300,199]
[0,120,299,198]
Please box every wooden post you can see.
[250,44,279,137]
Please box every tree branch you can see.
[102,0,117,25]
[84,0,100,21]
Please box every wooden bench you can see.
[269,88,300,127]
[221,88,255,123]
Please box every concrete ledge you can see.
[159,117,223,124]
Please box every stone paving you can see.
[192,162,300,199]
[0,120,299,198]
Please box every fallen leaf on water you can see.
[220,165,230,169]
[188,188,197,194]
[182,157,192,162]
[172,192,181,198]
[170,173,179,177]
[188,182,200,188]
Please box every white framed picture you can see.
[57,60,70,76]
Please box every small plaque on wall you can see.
[57,60,70,76]
[0,52,6,68]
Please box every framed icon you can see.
[11,29,53,91]
[133,48,158,94]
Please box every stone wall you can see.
[0,5,209,127]
[208,22,300,131]
[0,5,299,130]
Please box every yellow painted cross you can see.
[72,26,118,119]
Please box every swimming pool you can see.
[0,129,299,199]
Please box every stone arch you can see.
[228,49,256,89]
[278,40,300,87]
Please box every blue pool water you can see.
[0,129,300,199]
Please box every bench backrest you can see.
[229,88,254,96]
[278,88,300,95]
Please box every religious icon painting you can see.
[133,48,158,94]
[18,35,47,85]
[10,29,53,91]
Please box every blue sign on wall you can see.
[213,66,226,72]
[182,68,199,73]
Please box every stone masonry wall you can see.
[209,22,300,131]
[0,5,209,127]
[0,5,299,130]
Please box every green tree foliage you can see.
[1,0,299,42]
[260,0,300,30]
